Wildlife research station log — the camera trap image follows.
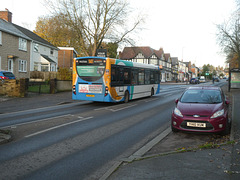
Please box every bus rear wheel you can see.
[124,91,129,103]
[151,88,154,97]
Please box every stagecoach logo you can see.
[193,115,200,118]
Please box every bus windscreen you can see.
[77,66,105,77]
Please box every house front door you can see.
[8,58,13,72]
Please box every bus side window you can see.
[124,68,131,85]
[155,70,160,84]
[119,67,124,85]
[111,66,117,86]
[138,69,145,85]
[150,70,155,84]
[131,68,138,85]
[145,70,150,85]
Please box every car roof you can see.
[0,71,13,73]
[187,86,221,91]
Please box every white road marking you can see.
[25,116,93,138]
[3,114,72,129]
[108,104,137,112]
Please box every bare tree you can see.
[216,12,240,68]
[43,0,143,56]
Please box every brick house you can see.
[164,53,172,81]
[58,47,78,69]
[0,11,31,79]
[0,9,58,78]
[171,57,179,81]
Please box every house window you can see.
[19,60,27,72]
[50,49,54,55]
[51,64,55,71]
[34,43,39,52]
[151,59,158,65]
[41,64,49,72]
[19,38,27,51]
[0,31,2,45]
[34,62,39,71]
[137,59,143,63]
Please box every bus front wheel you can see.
[124,91,129,103]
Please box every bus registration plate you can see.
[86,94,95,97]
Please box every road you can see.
[0,80,227,180]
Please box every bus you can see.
[72,57,161,103]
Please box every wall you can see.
[58,50,73,69]
[0,79,28,97]
[56,80,72,91]
[30,71,57,81]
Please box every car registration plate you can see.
[187,122,206,128]
[86,94,95,97]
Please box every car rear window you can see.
[3,72,15,77]
[180,89,222,104]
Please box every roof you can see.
[0,19,31,40]
[41,54,56,63]
[119,47,166,60]
[119,47,153,59]
[13,23,58,50]
[154,48,164,59]
[58,47,78,55]
[164,53,171,62]
[171,57,179,65]
[188,86,221,90]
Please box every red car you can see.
[171,86,230,135]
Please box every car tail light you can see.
[72,85,76,95]
[0,76,9,79]
[105,86,108,96]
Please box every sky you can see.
[0,0,237,68]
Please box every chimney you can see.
[0,8,12,22]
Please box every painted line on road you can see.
[25,116,93,138]
[109,104,137,112]
[0,101,91,118]
[94,104,137,112]
[164,93,173,97]
[2,114,73,129]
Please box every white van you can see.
[199,76,206,83]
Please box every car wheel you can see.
[221,121,231,135]
[171,125,179,132]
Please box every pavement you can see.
[0,85,240,179]
[106,87,240,180]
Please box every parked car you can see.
[189,77,199,84]
[199,76,206,83]
[0,71,16,80]
[171,86,230,135]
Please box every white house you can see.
[13,24,58,72]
